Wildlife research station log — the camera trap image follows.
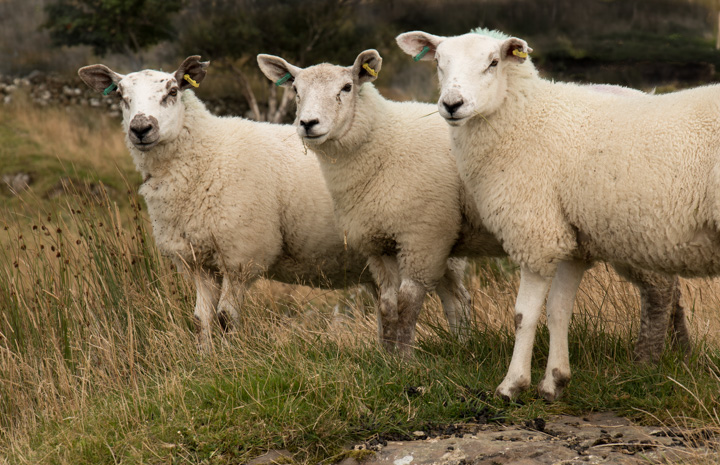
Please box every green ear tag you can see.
[102,83,117,95]
[414,46,430,61]
[275,72,292,86]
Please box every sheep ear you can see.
[352,49,382,85]
[396,31,444,61]
[257,54,301,88]
[501,38,532,63]
[78,64,123,94]
[175,55,209,90]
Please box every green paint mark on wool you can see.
[470,27,510,40]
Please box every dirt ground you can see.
[339,412,720,465]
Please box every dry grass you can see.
[0,92,137,216]
[9,96,128,172]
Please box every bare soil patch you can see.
[346,412,719,465]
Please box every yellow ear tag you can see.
[362,63,378,77]
[183,74,199,88]
[512,49,528,59]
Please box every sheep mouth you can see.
[132,139,160,151]
[444,115,469,127]
[303,133,329,143]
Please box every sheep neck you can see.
[310,83,382,166]
[460,61,543,160]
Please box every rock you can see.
[27,70,45,83]
[247,449,294,465]
[356,413,719,465]
[44,177,116,201]
[0,71,248,117]
[337,458,361,465]
[2,172,32,194]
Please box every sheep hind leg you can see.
[537,260,589,402]
[436,258,472,340]
[368,256,401,352]
[216,275,243,332]
[615,266,692,363]
[216,272,258,334]
[395,278,428,359]
[192,270,222,354]
[670,285,692,360]
[496,266,552,401]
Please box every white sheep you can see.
[397,29,703,400]
[256,50,689,362]
[77,56,473,353]
[257,50,505,355]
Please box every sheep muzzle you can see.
[129,113,160,150]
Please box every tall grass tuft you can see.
[0,182,195,443]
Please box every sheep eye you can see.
[169,88,178,97]
[341,83,352,92]
[488,59,499,69]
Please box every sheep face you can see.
[396,31,531,126]
[257,50,382,146]
[115,70,187,150]
[78,56,208,152]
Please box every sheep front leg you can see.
[436,258,472,339]
[538,260,589,402]
[193,270,222,353]
[368,256,400,352]
[496,266,552,400]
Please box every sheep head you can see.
[257,50,382,145]
[396,30,531,126]
[78,56,209,151]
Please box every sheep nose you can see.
[300,119,319,132]
[443,99,464,115]
[130,124,153,140]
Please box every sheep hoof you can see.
[632,349,661,365]
[196,336,214,355]
[495,377,530,401]
[194,316,214,354]
[380,338,397,353]
[396,344,416,361]
[538,385,561,402]
[538,369,570,402]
